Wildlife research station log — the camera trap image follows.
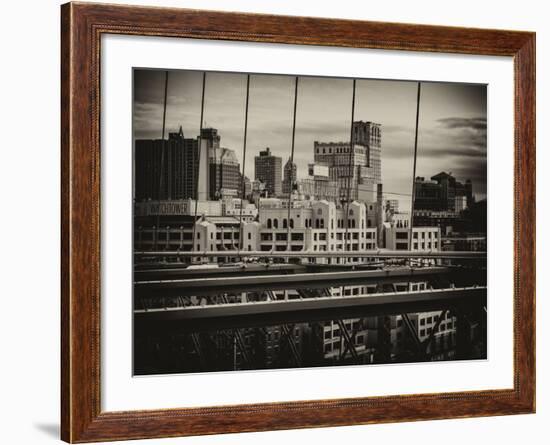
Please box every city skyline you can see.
[133,68,487,375]
[134,69,487,210]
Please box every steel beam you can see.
[134,267,452,298]
[134,250,486,259]
[134,287,486,334]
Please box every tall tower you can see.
[313,121,382,203]
[254,147,282,197]
[282,158,297,195]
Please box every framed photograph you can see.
[61,2,535,442]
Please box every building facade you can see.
[313,121,382,202]
[282,158,297,195]
[135,127,199,201]
[254,147,282,197]
[414,172,474,212]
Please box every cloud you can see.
[437,117,487,131]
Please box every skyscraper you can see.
[282,158,297,195]
[209,148,241,199]
[254,147,282,197]
[313,121,382,202]
[134,126,199,201]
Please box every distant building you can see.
[413,209,462,235]
[135,126,199,201]
[209,147,241,199]
[223,198,258,222]
[414,172,473,212]
[382,223,440,252]
[314,121,381,202]
[254,199,378,265]
[282,158,297,195]
[254,147,282,197]
[441,233,487,252]
[386,199,399,214]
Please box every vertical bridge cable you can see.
[156,71,169,239]
[344,79,357,257]
[286,76,299,252]
[238,74,251,253]
[409,82,422,251]
[191,72,207,260]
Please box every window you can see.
[290,219,294,229]
[274,219,279,229]
[283,219,288,229]
[247,233,251,240]
[267,218,272,229]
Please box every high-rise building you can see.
[282,158,297,195]
[314,121,382,202]
[414,172,474,212]
[209,147,241,199]
[134,126,199,201]
[254,147,282,197]
[201,127,221,155]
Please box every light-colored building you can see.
[222,198,258,222]
[314,121,382,202]
[383,223,440,252]
[252,199,378,264]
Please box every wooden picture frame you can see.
[61,2,535,442]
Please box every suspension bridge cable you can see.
[238,74,251,252]
[344,78,356,254]
[408,82,422,249]
[191,72,207,257]
[155,71,169,245]
[286,76,299,251]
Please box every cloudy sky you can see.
[134,69,487,209]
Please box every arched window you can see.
[315,219,320,229]
[274,219,279,229]
[351,220,356,228]
[349,209,354,216]
[290,219,294,229]
[317,208,322,216]
[267,218,272,229]
[367,220,372,228]
[320,219,325,229]
[283,219,288,229]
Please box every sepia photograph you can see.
[132,68,487,376]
